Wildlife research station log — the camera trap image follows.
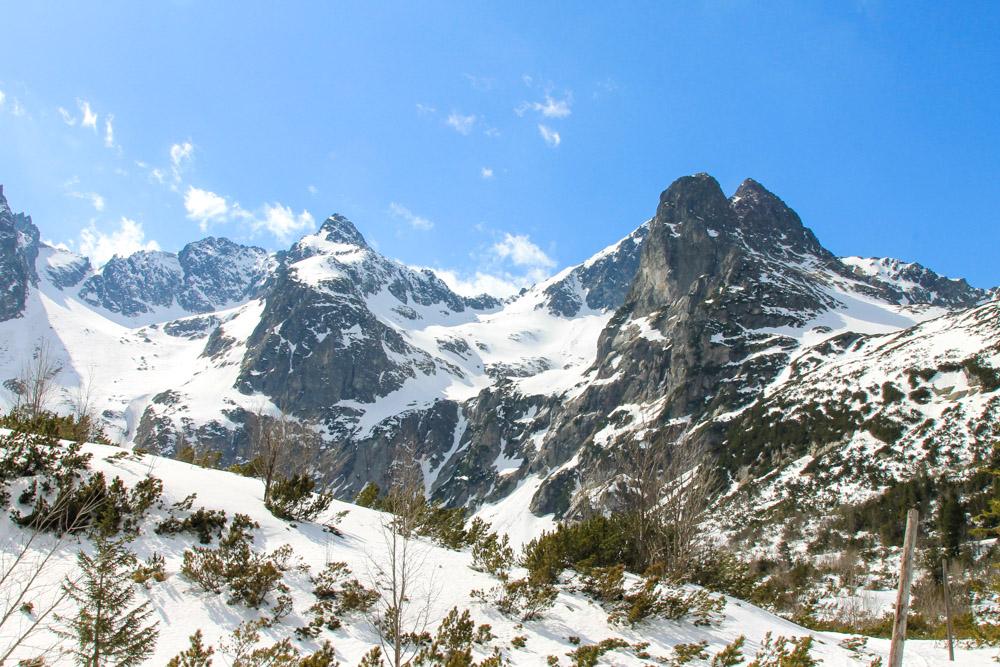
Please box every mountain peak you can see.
[319,214,368,247]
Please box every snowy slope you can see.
[1,439,991,666]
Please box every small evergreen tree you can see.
[937,487,966,558]
[167,630,215,666]
[59,538,159,666]
[355,482,380,508]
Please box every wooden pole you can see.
[888,508,919,667]
[942,558,955,662]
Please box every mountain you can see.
[0,177,997,552]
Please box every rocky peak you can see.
[0,186,41,321]
[730,178,829,259]
[628,173,739,315]
[319,214,368,248]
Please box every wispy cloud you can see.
[480,167,494,179]
[538,124,561,147]
[104,115,115,148]
[464,74,495,91]
[68,190,106,212]
[517,94,572,119]
[77,99,98,130]
[446,112,476,135]
[389,202,434,231]
[415,103,437,115]
[170,141,194,185]
[78,217,160,266]
[58,107,76,126]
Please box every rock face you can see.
[0,185,41,321]
[540,222,649,317]
[78,237,272,319]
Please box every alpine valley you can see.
[1,174,999,664]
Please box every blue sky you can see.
[1,1,998,295]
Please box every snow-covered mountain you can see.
[0,176,997,550]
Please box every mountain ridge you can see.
[0,177,997,551]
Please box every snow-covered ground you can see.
[2,441,994,665]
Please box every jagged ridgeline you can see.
[0,175,997,549]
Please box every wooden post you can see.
[888,508,919,667]
[942,559,955,662]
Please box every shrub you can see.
[608,576,724,627]
[473,577,558,621]
[418,503,470,549]
[667,641,709,666]
[522,515,633,584]
[472,530,515,578]
[297,561,379,639]
[132,552,167,586]
[565,638,629,667]
[881,382,905,404]
[266,473,334,522]
[578,565,625,603]
[13,470,162,537]
[711,636,746,667]
[412,607,497,666]
[181,514,294,609]
[747,633,818,667]
[156,506,228,543]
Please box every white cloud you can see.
[0,90,5,108]
[58,107,76,126]
[307,185,318,195]
[170,141,193,168]
[181,180,314,242]
[480,167,494,179]
[413,230,556,299]
[517,94,572,118]
[492,232,555,269]
[184,186,229,231]
[68,191,105,212]
[77,99,97,130]
[78,217,160,267]
[251,203,314,241]
[538,124,561,147]
[446,112,476,135]
[104,115,115,148]
[169,141,194,185]
[421,267,524,299]
[389,202,434,231]
[415,103,436,115]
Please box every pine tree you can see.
[167,630,215,666]
[937,487,966,558]
[59,538,159,666]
